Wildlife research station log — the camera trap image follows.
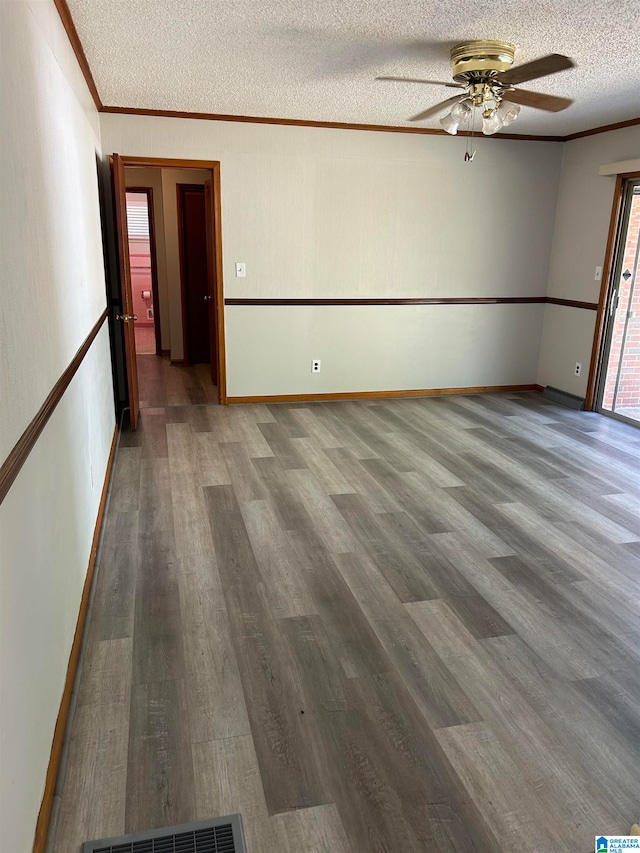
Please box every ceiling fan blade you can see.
[499,53,575,86]
[502,88,573,112]
[409,94,466,122]
[376,75,463,89]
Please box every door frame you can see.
[126,185,162,357]
[585,170,640,412]
[116,156,227,404]
[110,154,139,428]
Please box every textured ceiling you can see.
[68,0,640,135]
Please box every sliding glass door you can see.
[598,179,640,425]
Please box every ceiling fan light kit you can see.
[377,39,575,157]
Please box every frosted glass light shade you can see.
[482,111,503,135]
[440,112,461,135]
[450,99,472,120]
[497,101,521,126]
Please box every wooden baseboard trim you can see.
[161,349,170,356]
[32,424,118,853]
[227,384,537,405]
[534,384,545,393]
[170,358,185,365]
[0,309,109,506]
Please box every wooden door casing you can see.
[204,179,218,384]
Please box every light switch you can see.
[235,262,246,278]
[594,266,602,281]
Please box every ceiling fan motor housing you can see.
[450,40,516,82]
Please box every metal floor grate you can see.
[82,815,245,853]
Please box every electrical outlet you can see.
[311,359,321,374]
[575,362,582,376]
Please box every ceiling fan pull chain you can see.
[465,109,477,162]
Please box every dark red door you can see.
[178,185,210,364]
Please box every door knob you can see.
[203,295,212,301]
[116,313,138,322]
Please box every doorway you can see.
[596,179,640,425]
[125,189,161,356]
[111,155,226,428]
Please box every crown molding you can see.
[52,0,102,110]
[98,106,564,141]
[98,106,640,143]
[563,117,640,141]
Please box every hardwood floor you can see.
[48,392,640,852]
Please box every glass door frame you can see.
[587,172,640,425]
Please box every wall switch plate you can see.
[575,362,582,376]
[311,359,321,373]
[594,266,602,281]
[235,262,246,278]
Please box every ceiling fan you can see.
[377,40,575,136]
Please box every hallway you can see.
[48,391,640,852]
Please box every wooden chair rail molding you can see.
[0,295,595,501]
[225,296,598,308]
[0,308,108,505]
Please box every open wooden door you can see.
[204,178,218,385]
[111,153,140,429]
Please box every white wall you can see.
[0,329,114,850]
[1,1,106,459]
[227,303,545,396]
[100,114,564,395]
[537,124,640,396]
[0,2,115,849]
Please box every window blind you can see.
[126,204,150,237]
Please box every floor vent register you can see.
[81,815,246,853]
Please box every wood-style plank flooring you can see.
[48,384,640,852]
[137,354,218,408]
